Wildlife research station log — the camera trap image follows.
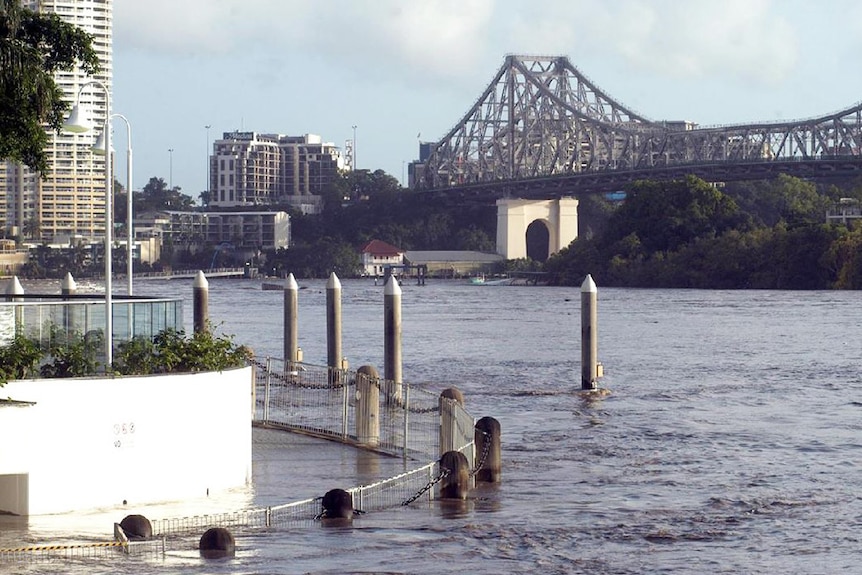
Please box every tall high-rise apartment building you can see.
[210,132,344,213]
[1,0,112,243]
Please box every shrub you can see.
[113,326,252,375]
[0,333,43,385]
[40,330,101,378]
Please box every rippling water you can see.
[2,278,860,574]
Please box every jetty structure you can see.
[0,272,511,561]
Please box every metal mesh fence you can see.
[253,358,462,461]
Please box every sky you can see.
[111,0,862,199]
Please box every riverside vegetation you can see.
[6,168,862,288]
[545,174,862,289]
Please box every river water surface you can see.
[2,278,860,574]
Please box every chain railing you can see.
[147,462,442,540]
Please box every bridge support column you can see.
[495,197,579,259]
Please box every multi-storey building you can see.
[137,210,290,252]
[210,132,344,213]
[1,0,112,243]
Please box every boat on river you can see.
[469,275,514,286]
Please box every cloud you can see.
[114,0,494,82]
[497,0,798,86]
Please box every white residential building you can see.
[137,210,291,251]
[1,0,112,243]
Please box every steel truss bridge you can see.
[416,55,862,198]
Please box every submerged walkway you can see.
[251,427,412,507]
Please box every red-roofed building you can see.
[359,239,404,277]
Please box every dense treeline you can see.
[545,174,862,289]
[267,169,497,277]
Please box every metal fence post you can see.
[263,357,272,423]
[341,367,350,440]
[403,383,410,461]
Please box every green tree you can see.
[604,176,743,254]
[724,175,829,227]
[0,0,100,173]
[825,224,862,289]
[137,177,194,212]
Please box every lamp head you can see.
[91,130,112,156]
[63,104,94,133]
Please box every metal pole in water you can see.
[326,272,342,378]
[193,271,209,334]
[384,275,402,403]
[61,272,77,297]
[284,273,299,364]
[581,274,598,390]
[61,272,77,335]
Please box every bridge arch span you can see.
[495,198,578,260]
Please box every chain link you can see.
[254,359,348,390]
[469,430,492,478]
[401,468,450,506]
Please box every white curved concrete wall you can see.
[0,367,253,516]
[496,197,579,259]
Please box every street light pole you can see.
[168,148,174,190]
[93,114,133,295]
[352,125,357,171]
[63,79,113,366]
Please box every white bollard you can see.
[581,274,598,390]
[284,273,299,364]
[384,275,402,403]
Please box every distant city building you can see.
[137,210,290,252]
[0,239,28,277]
[1,0,113,243]
[209,132,344,213]
[403,250,504,277]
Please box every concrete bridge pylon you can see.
[495,197,579,260]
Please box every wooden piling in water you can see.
[581,274,598,390]
[193,271,209,334]
[355,365,380,447]
[284,273,299,364]
[439,451,470,500]
[321,488,354,523]
[199,526,235,558]
[474,416,502,483]
[439,387,464,456]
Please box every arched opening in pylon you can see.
[525,220,550,262]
